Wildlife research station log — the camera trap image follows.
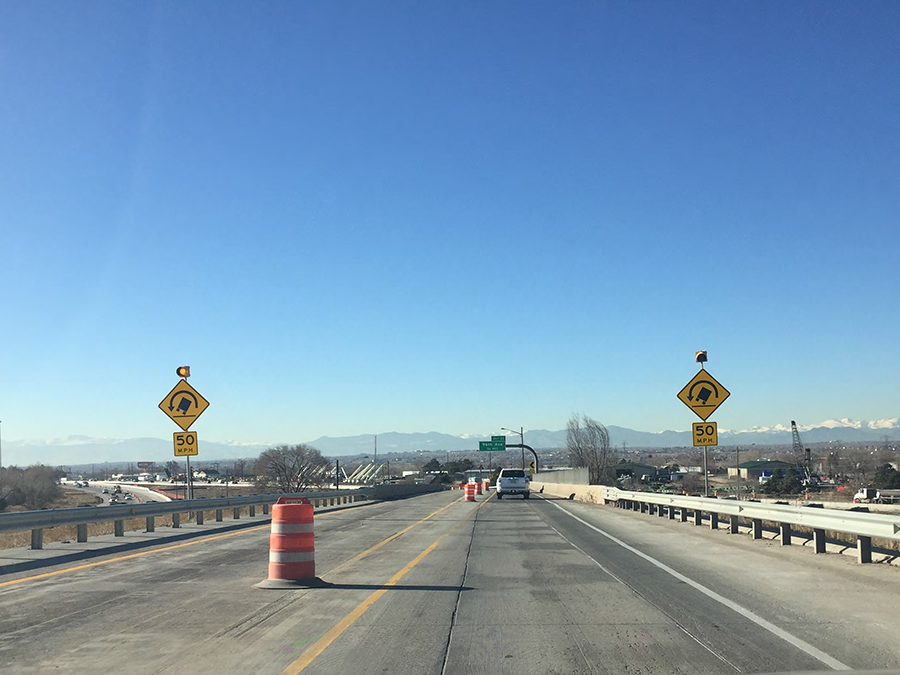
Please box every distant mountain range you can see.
[4,418,897,467]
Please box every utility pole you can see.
[374,435,378,484]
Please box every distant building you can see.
[611,462,660,481]
[728,460,795,481]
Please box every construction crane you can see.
[791,420,815,486]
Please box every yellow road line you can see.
[322,496,462,579]
[282,492,494,675]
[0,495,462,590]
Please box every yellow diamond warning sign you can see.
[159,379,210,431]
[677,369,730,421]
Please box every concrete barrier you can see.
[529,481,606,504]
[372,483,444,500]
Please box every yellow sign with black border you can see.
[159,379,210,431]
[174,431,199,456]
[677,369,730,421]
[692,421,718,447]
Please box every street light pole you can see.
[501,427,525,468]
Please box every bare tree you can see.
[254,444,329,493]
[0,465,64,511]
[566,414,611,485]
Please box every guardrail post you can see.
[814,528,826,553]
[640,502,648,514]
[145,516,155,533]
[752,518,762,539]
[658,505,666,517]
[173,513,180,528]
[648,503,655,515]
[857,535,872,564]
[196,511,204,525]
[693,510,702,526]
[216,509,223,522]
[668,505,675,520]
[114,520,125,537]
[680,508,688,523]
[710,512,719,530]
[263,504,269,514]
[77,523,88,542]
[780,522,792,545]
[233,507,241,520]
[31,528,43,550]
[729,515,739,534]
[249,505,256,517]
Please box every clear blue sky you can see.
[1,3,898,448]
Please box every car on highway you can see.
[123,494,133,500]
[496,468,530,500]
[101,488,109,494]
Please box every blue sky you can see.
[1,2,898,449]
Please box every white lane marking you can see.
[547,500,852,672]
[545,522,741,673]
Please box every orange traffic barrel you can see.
[465,483,476,502]
[256,498,326,589]
[475,481,483,495]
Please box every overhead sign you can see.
[677,369,730,421]
[692,422,718,447]
[159,379,210,431]
[174,431,199,456]
[479,439,505,452]
[137,462,153,469]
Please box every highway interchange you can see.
[1,490,899,674]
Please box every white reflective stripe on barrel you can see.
[271,523,315,534]
[269,551,316,563]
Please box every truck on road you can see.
[853,487,900,504]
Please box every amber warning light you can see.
[176,366,191,379]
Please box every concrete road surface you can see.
[1,491,899,674]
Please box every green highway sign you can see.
[479,439,506,452]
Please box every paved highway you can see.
[1,491,899,674]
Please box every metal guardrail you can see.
[601,487,900,563]
[0,488,372,550]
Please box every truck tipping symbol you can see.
[168,389,199,416]
[687,380,719,405]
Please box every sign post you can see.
[159,368,209,502]
[677,354,730,497]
